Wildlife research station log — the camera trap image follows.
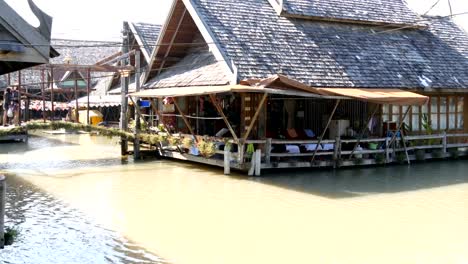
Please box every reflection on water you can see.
[257,162,468,198]
[0,175,163,264]
[1,132,468,264]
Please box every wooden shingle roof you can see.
[189,0,468,89]
[279,0,423,27]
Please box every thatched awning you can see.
[315,88,429,106]
[129,84,334,98]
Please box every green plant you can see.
[415,149,426,161]
[449,148,460,159]
[197,140,216,158]
[182,137,194,149]
[422,114,437,145]
[128,118,148,132]
[246,143,255,158]
[354,158,364,165]
[4,226,20,246]
[167,136,181,146]
[431,149,444,159]
[395,152,407,164]
[374,153,386,164]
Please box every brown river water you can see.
[0,132,467,264]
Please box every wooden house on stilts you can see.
[129,0,468,175]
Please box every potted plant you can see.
[167,136,181,147]
[197,139,216,158]
[182,137,194,149]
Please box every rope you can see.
[161,114,223,120]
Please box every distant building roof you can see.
[130,22,162,62]
[279,0,423,26]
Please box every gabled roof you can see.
[184,0,468,89]
[129,22,162,63]
[4,39,120,92]
[0,0,57,74]
[276,0,423,27]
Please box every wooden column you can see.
[173,99,196,138]
[208,94,238,141]
[50,67,55,121]
[120,23,130,155]
[0,174,5,249]
[242,93,268,141]
[86,68,91,125]
[311,99,341,162]
[74,72,79,123]
[134,51,141,160]
[41,69,46,122]
[464,96,468,133]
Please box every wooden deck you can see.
[0,126,28,143]
[157,133,468,175]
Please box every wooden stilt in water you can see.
[255,149,261,176]
[224,149,231,175]
[0,174,5,249]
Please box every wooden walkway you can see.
[0,126,28,143]
[157,133,468,176]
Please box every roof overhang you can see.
[314,88,429,106]
[129,84,336,99]
[130,75,429,106]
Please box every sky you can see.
[4,0,468,41]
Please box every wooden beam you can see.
[173,98,197,139]
[150,99,174,137]
[349,104,379,159]
[209,94,238,142]
[156,9,187,76]
[311,99,341,162]
[242,93,268,141]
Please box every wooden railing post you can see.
[255,149,261,176]
[385,137,390,163]
[224,149,231,175]
[333,136,341,168]
[442,131,447,154]
[265,138,272,164]
[0,174,5,249]
[238,142,245,165]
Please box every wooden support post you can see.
[442,131,447,154]
[133,51,141,160]
[312,99,341,162]
[50,67,55,121]
[74,73,79,123]
[173,99,196,138]
[387,106,411,150]
[265,138,272,164]
[385,137,390,163]
[209,94,238,141]
[16,71,22,126]
[242,93,268,141]
[238,142,245,165]
[150,99,173,136]
[255,149,261,176]
[41,69,46,123]
[120,23,130,156]
[248,151,255,176]
[224,149,231,175]
[86,68,91,125]
[400,132,411,165]
[349,104,379,159]
[333,136,341,168]
[0,174,5,249]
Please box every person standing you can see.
[2,87,12,126]
[10,85,20,126]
